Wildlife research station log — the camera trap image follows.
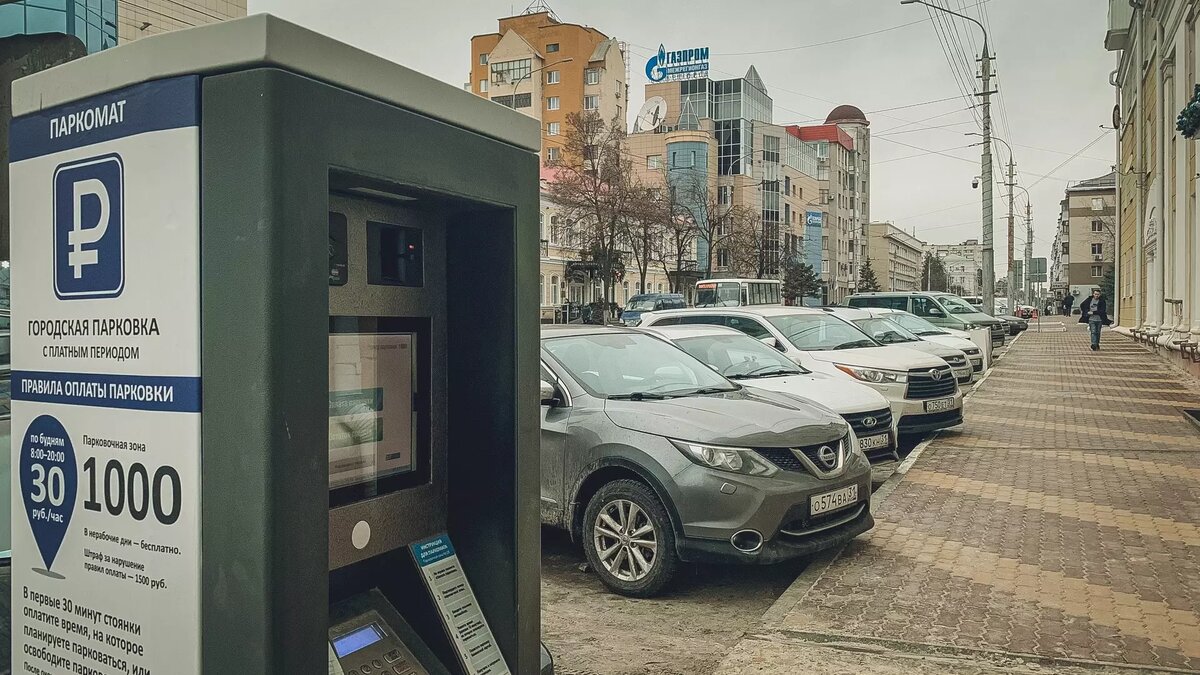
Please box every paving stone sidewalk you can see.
[717,324,1200,674]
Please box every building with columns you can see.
[1104,0,1199,371]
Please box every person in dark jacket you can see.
[1078,289,1111,351]
[1061,293,1075,317]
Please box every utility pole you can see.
[1024,200,1033,308]
[979,41,995,316]
[901,0,994,311]
[1006,156,1015,312]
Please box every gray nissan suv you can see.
[540,326,874,597]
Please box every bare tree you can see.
[673,174,759,278]
[548,111,641,321]
[723,212,770,278]
[622,186,669,296]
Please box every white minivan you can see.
[639,307,964,435]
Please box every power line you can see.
[1026,132,1111,189]
[713,18,930,56]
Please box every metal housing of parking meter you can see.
[9,15,541,675]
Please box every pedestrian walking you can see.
[1078,289,1111,351]
[1061,293,1075,317]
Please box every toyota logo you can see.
[816,445,838,468]
[861,416,878,428]
[929,369,943,381]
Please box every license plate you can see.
[925,397,956,413]
[859,433,891,450]
[811,484,859,516]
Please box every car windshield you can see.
[851,317,920,344]
[695,282,741,307]
[886,312,949,336]
[624,298,658,311]
[543,332,736,398]
[672,334,809,379]
[765,314,880,351]
[940,296,979,315]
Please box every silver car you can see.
[540,326,874,597]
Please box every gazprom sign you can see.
[646,44,710,83]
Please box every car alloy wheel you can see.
[582,479,678,597]
[592,498,658,582]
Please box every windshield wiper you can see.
[917,330,947,336]
[607,392,669,401]
[680,386,739,395]
[744,366,801,378]
[833,339,877,350]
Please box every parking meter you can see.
[9,15,541,674]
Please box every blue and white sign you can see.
[411,534,510,675]
[10,75,202,675]
[645,44,710,83]
[53,154,124,299]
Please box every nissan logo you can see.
[929,369,943,380]
[817,445,838,468]
[861,416,878,428]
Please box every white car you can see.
[643,324,899,461]
[639,307,964,436]
[823,307,974,384]
[875,309,986,376]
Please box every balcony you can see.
[1105,0,1132,51]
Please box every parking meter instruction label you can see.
[411,534,510,675]
[10,76,201,675]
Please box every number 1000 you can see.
[83,458,181,525]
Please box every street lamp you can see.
[500,57,574,109]
[903,0,996,315]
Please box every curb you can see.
[752,328,1019,632]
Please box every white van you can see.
[639,307,964,435]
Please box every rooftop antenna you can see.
[522,0,561,22]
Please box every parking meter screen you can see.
[329,333,416,489]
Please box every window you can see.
[546,43,560,53]
[540,275,545,305]
[1091,197,1105,211]
[585,68,600,85]
[547,96,560,110]
[1091,219,1104,232]
[490,58,532,85]
[718,185,732,205]
[492,93,532,108]
[584,95,600,111]
[1091,265,1103,277]
[479,79,488,92]
[647,155,662,170]
[546,70,560,84]
[784,176,791,194]
[547,122,560,136]
[716,249,731,268]
[1061,242,1069,255]
[725,317,771,340]
[547,147,560,163]
[1091,243,1103,256]
[479,53,488,65]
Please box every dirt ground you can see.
[540,527,805,675]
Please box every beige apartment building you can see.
[117,0,244,43]
[868,222,925,292]
[1054,173,1116,302]
[469,9,626,165]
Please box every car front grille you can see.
[755,437,847,475]
[942,354,968,368]
[905,367,957,399]
[842,408,893,437]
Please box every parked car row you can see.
[539,302,987,597]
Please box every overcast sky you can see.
[248,0,1116,267]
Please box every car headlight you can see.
[834,364,908,384]
[963,323,979,330]
[669,440,779,477]
[625,318,641,327]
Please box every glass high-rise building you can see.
[0,0,118,53]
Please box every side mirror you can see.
[928,307,944,317]
[759,336,784,352]
[540,380,560,407]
